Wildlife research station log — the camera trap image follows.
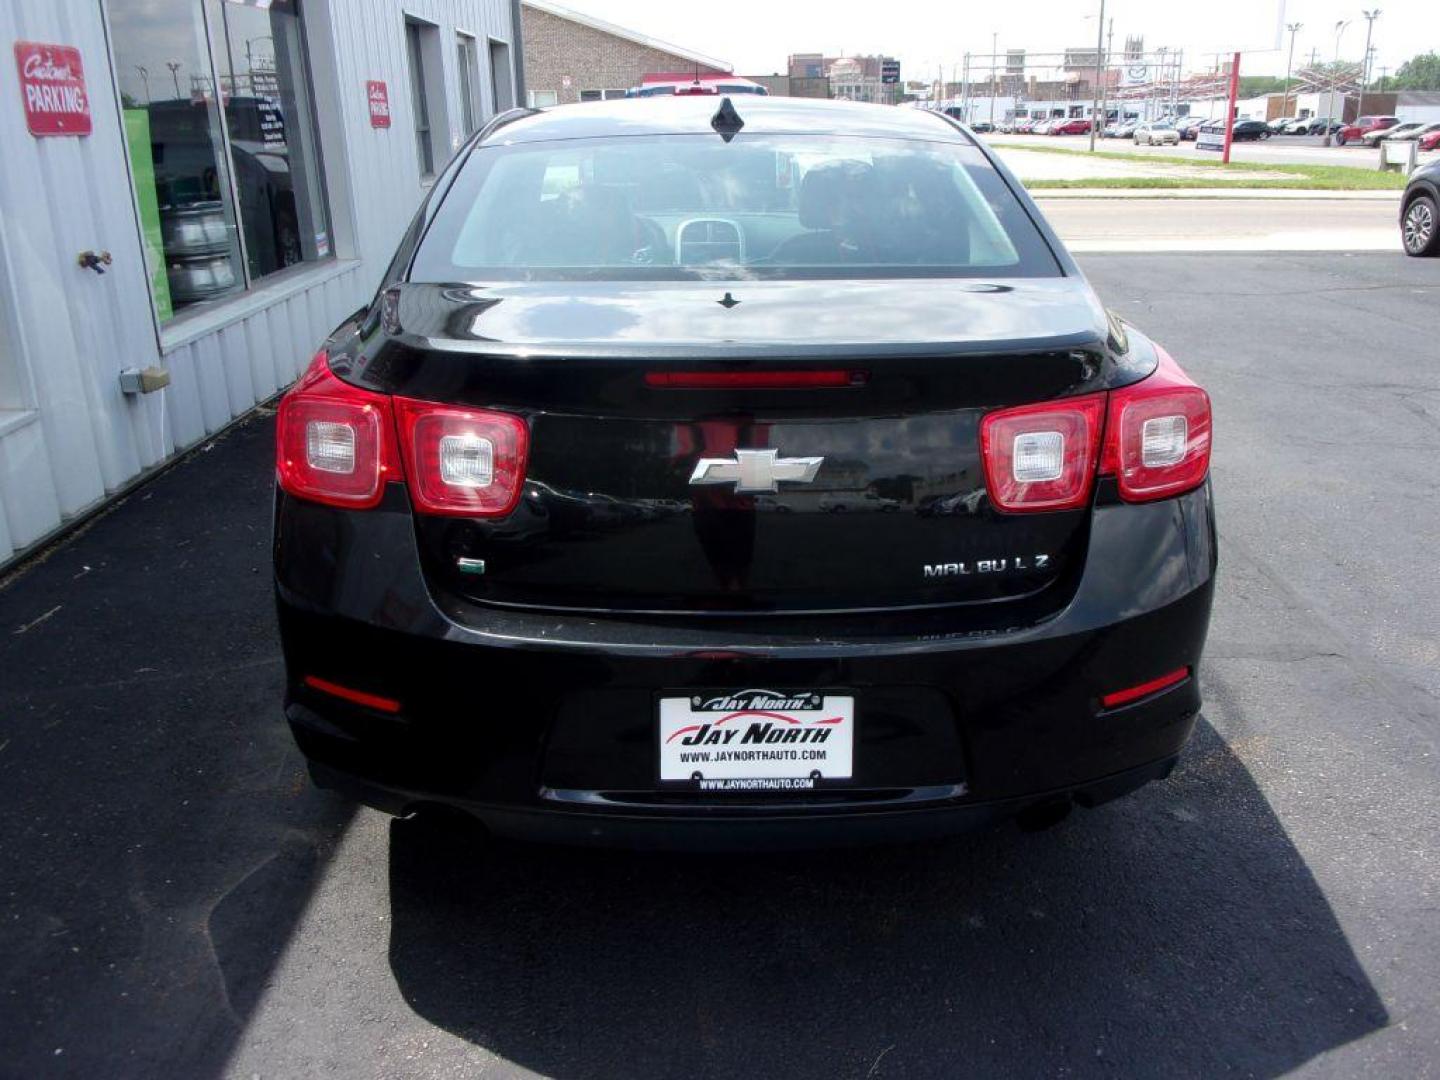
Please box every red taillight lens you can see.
[393,398,529,517]
[1100,666,1190,709]
[276,352,402,509]
[1101,348,1212,502]
[980,394,1105,512]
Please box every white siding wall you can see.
[0,0,516,567]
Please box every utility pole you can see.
[1323,20,1351,145]
[135,65,150,104]
[1357,10,1380,118]
[989,31,998,126]
[166,60,182,100]
[961,52,970,119]
[1088,0,1105,150]
[1281,22,1302,118]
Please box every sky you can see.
[549,0,1437,82]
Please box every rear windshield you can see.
[410,133,1061,281]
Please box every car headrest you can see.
[798,160,876,229]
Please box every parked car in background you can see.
[1363,121,1423,145]
[1308,117,1345,136]
[972,120,995,134]
[1376,121,1440,145]
[1268,117,1298,134]
[1229,119,1270,142]
[1282,118,1313,134]
[1134,122,1179,146]
[1336,115,1399,145]
[1051,118,1091,135]
[1177,117,1210,141]
[1420,129,1440,152]
[1401,157,1440,257]
[272,95,1217,847]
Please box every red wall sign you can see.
[14,41,92,137]
[366,80,391,128]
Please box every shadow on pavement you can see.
[388,719,1387,1078]
[0,415,353,1077]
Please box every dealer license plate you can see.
[658,689,855,790]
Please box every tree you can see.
[1239,75,1286,98]
[1391,52,1440,91]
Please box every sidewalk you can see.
[1031,188,1402,201]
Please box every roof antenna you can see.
[710,96,744,142]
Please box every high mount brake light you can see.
[393,399,529,518]
[980,348,1211,513]
[276,352,402,509]
[1100,347,1212,503]
[644,370,866,389]
[980,395,1106,512]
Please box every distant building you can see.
[786,53,898,103]
[749,72,830,98]
[521,0,729,106]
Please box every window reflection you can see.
[109,0,332,323]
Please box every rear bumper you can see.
[275,482,1216,847]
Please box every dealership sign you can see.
[366,80,390,128]
[1196,125,1226,152]
[14,41,92,136]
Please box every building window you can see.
[528,89,558,107]
[457,33,480,136]
[579,89,627,102]
[489,39,514,111]
[108,0,332,324]
[406,21,436,177]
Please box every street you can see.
[1039,196,1402,251]
[992,131,1440,169]
[1,251,1437,1078]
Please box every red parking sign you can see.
[15,41,92,137]
[367,80,391,128]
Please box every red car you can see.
[1050,119,1092,135]
[1421,129,1440,152]
[1336,115,1399,146]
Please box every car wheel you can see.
[1336,134,1347,146]
[1402,194,1440,257]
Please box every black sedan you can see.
[1230,119,1270,141]
[1401,157,1439,257]
[273,96,1216,848]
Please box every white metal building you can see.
[0,0,522,568]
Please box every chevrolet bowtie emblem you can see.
[688,449,824,494]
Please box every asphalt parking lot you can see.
[1,253,1437,1078]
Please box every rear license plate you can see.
[658,690,855,790]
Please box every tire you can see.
[1336,134,1347,146]
[1402,193,1440,257]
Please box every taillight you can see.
[276,351,402,509]
[979,394,1105,512]
[1100,348,1212,502]
[393,398,529,517]
[980,348,1211,513]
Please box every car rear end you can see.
[273,98,1217,848]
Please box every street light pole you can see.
[989,31,998,127]
[1088,0,1105,151]
[1357,10,1380,119]
[1323,20,1350,147]
[1281,22,1302,119]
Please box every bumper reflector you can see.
[303,675,401,714]
[1101,666,1190,709]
